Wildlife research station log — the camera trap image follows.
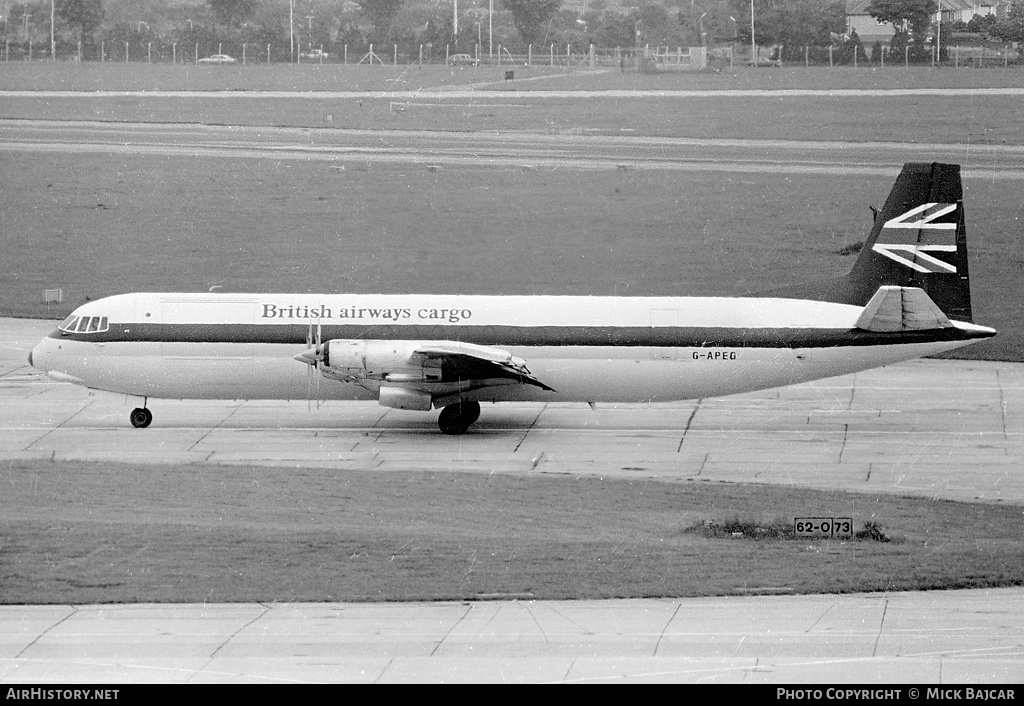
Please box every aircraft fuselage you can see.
[30,292,993,405]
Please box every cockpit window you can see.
[61,316,109,334]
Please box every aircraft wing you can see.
[298,339,555,398]
[410,342,556,392]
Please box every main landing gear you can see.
[437,401,480,435]
[130,406,153,428]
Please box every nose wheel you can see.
[437,401,480,435]
[130,407,153,428]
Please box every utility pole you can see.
[750,0,756,64]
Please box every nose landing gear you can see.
[437,401,481,435]
[130,406,153,428]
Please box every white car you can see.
[198,54,237,65]
[446,53,480,66]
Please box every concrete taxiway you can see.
[2,590,1022,684]
[2,317,1022,683]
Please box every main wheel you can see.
[437,401,481,435]
[130,407,153,428]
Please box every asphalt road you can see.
[3,119,1024,177]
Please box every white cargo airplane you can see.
[30,163,995,434]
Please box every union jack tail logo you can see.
[882,202,958,231]
[873,202,961,274]
[871,244,958,274]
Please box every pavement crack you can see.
[205,603,271,665]
[187,403,244,451]
[806,603,835,632]
[15,605,79,658]
[22,401,96,451]
[653,603,681,657]
[872,599,890,658]
[677,402,700,453]
[513,404,545,453]
[429,603,476,657]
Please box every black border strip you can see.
[51,322,995,348]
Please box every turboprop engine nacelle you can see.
[318,340,442,384]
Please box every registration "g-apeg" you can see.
[692,351,737,360]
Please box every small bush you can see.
[855,521,891,542]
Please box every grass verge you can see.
[2,461,1021,604]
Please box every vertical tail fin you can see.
[847,162,972,322]
[761,163,974,323]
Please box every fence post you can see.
[528,44,532,65]
[125,41,128,63]
[268,44,271,64]
[805,45,808,67]
[853,44,857,68]
[550,44,553,66]
[195,43,198,65]
[394,44,397,65]
[344,45,347,64]
[148,42,151,63]
[101,41,105,61]
[905,45,909,68]
[78,40,82,62]
[419,44,423,65]
[828,44,833,67]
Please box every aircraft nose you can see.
[29,339,48,372]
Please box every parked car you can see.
[198,54,237,65]
[447,53,480,66]
[301,49,330,60]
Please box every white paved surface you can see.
[1,591,1022,684]
[2,318,1022,683]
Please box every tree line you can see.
[2,0,1021,61]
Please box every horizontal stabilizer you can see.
[855,286,953,332]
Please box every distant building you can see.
[845,0,1011,44]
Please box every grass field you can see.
[2,63,1021,603]
[1,64,1020,361]
[3,462,1022,604]
[3,63,1024,144]
[3,152,1020,360]
[2,61,1024,92]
